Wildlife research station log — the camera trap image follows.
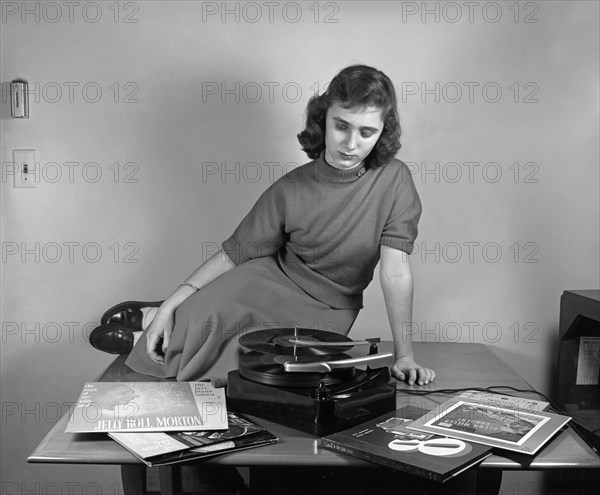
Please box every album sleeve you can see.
[380,163,422,255]
[222,182,287,265]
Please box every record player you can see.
[226,328,397,436]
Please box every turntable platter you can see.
[238,350,355,387]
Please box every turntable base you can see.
[226,367,397,436]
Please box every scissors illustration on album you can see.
[387,437,467,456]
[376,416,469,457]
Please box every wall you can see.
[1,1,598,493]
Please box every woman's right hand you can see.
[141,248,235,364]
[145,307,175,364]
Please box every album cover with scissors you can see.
[320,405,492,483]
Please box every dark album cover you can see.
[321,406,492,483]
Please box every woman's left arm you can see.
[380,245,436,385]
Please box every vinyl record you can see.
[238,327,353,356]
[239,351,355,387]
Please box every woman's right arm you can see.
[146,248,235,363]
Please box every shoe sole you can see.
[89,324,134,354]
[101,300,163,326]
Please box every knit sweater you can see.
[221,152,421,309]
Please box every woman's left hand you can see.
[391,356,436,386]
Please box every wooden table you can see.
[28,343,600,494]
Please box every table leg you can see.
[247,466,271,493]
[121,464,147,495]
[475,469,503,495]
[158,466,181,495]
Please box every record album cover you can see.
[407,396,570,455]
[65,381,228,433]
[321,406,492,483]
[109,412,278,466]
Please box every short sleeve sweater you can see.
[222,152,422,309]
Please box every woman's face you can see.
[324,102,384,170]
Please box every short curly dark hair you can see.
[297,65,401,168]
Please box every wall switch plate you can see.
[13,149,37,188]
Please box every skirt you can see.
[124,256,360,385]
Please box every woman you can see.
[94,64,436,387]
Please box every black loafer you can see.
[101,300,163,328]
[89,323,136,354]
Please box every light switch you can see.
[13,149,37,188]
